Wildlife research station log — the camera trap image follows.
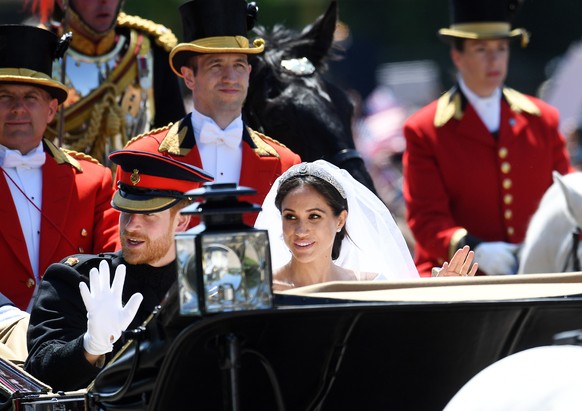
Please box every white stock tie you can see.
[199,121,242,148]
[2,150,46,169]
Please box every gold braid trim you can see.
[48,28,142,161]
[502,87,541,117]
[61,149,102,166]
[117,12,178,53]
[158,122,189,155]
[126,124,283,158]
[64,84,126,162]
[257,132,293,150]
[434,87,463,128]
[434,86,541,128]
[248,128,280,157]
[124,123,173,147]
[44,138,83,172]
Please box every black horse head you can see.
[243,1,377,194]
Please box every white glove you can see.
[474,242,519,275]
[79,260,143,356]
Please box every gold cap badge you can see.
[130,169,140,185]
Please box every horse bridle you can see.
[564,227,582,272]
[245,57,366,170]
[324,148,364,168]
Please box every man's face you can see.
[119,208,180,267]
[451,38,509,97]
[0,84,57,154]
[181,53,251,123]
[69,0,121,33]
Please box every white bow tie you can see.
[1,150,46,169]
[199,121,242,148]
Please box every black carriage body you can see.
[87,274,582,411]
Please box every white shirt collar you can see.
[0,141,44,156]
[189,108,243,184]
[458,77,501,132]
[0,142,45,168]
[191,108,243,141]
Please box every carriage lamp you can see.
[175,183,273,316]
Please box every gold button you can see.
[500,162,511,174]
[26,278,35,288]
[498,147,508,158]
[504,194,513,204]
[81,228,88,237]
[507,226,515,236]
[504,209,513,220]
[78,247,84,253]
[502,178,512,190]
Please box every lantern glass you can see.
[176,235,198,315]
[176,230,272,315]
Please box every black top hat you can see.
[0,25,69,103]
[170,0,265,77]
[438,0,529,47]
[109,150,214,213]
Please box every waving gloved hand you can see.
[474,241,519,275]
[79,260,143,356]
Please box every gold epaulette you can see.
[258,133,293,149]
[248,128,281,158]
[117,12,177,53]
[43,138,83,172]
[125,123,174,147]
[158,122,189,155]
[502,87,541,117]
[434,87,463,128]
[61,149,102,166]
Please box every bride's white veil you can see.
[254,160,418,279]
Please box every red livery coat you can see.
[124,114,302,226]
[0,139,120,310]
[403,87,572,276]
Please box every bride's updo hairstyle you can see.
[274,163,348,260]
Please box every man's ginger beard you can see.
[120,213,176,266]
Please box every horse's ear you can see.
[554,171,582,228]
[297,1,338,69]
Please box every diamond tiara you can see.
[278,162,347,199]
